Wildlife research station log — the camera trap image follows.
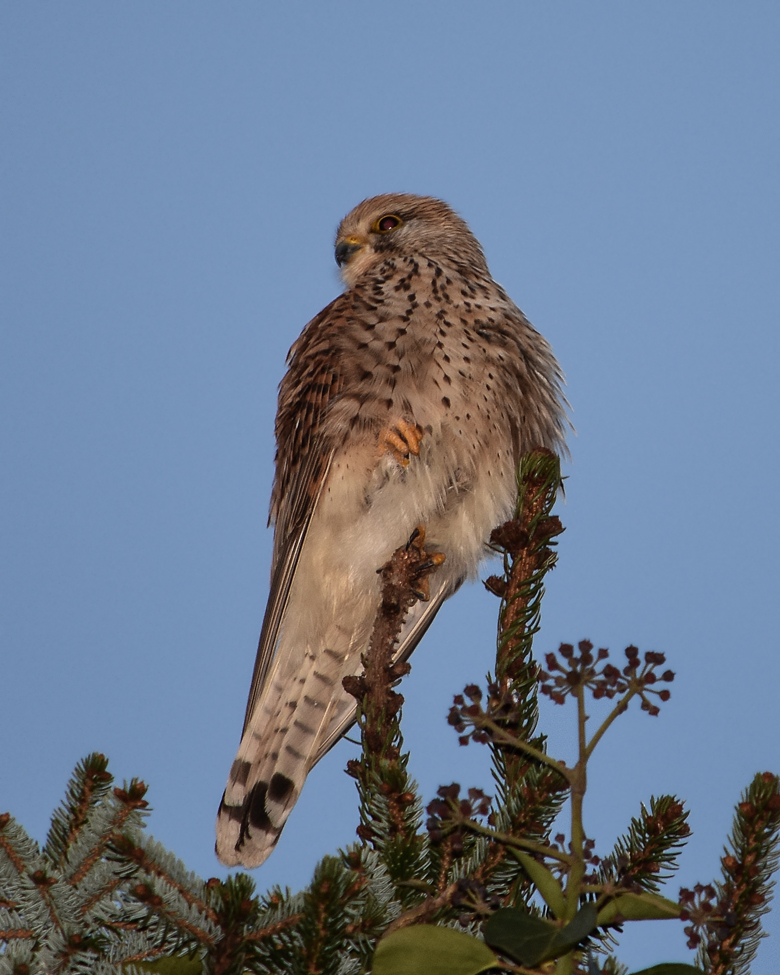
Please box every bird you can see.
[216,193,567,868]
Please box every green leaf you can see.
[628,966,703,975]
[130,958,204,974]
[483,903,597,966]
[373,925,498,975]
[558,903,598,946]
[513,850,566,918]
[484,906,556,965]
[597,891,681,925]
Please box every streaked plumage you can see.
[216,193,567,867]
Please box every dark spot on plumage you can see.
[434,266,442,277]
[385,340,397,350]
[268,773,296,804]
[442,373,452,385]
[385,398,394,409]
[442,352,450,362]
[442,396,451,408]
[424,300,432,309]
[359,369,373,381]
[230,760,252,786]
[248,782,273,831]
[218,794,245,823]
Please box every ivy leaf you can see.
[373,924,498,975]
[628,966,703,975]
[597,891,681,925]
[512,850,566,918]
[484,903,597,966]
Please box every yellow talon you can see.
[379,419,424,466]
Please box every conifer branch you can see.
[490,448,565,686]
[682,772,780,975]
[599,796,690,897]
[43,752,114,870]
[343,525,442,887]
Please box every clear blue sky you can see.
[2,4,778,970]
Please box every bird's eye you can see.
[373,214,402,233]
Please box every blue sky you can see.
[2,4,778,970]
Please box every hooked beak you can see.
[335,235,364,267]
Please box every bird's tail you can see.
[215,642,355,868]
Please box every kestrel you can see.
[216,194,567,868]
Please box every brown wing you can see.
[241,298,348,734]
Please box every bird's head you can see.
[334,193,489,288]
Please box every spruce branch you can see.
[423,449,569,913]
[43,753,114,871]
[489,447,565,688]
[681,771,780,975]
[486,448,564,789]
[110,834,217,926]
[343,525,443,892]
[598,795,690,898]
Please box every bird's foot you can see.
[405,524,446,601]
[379,419,424,467]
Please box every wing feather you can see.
[311,572,464,764]
[241,448,334,734]
[241,297,351,734]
